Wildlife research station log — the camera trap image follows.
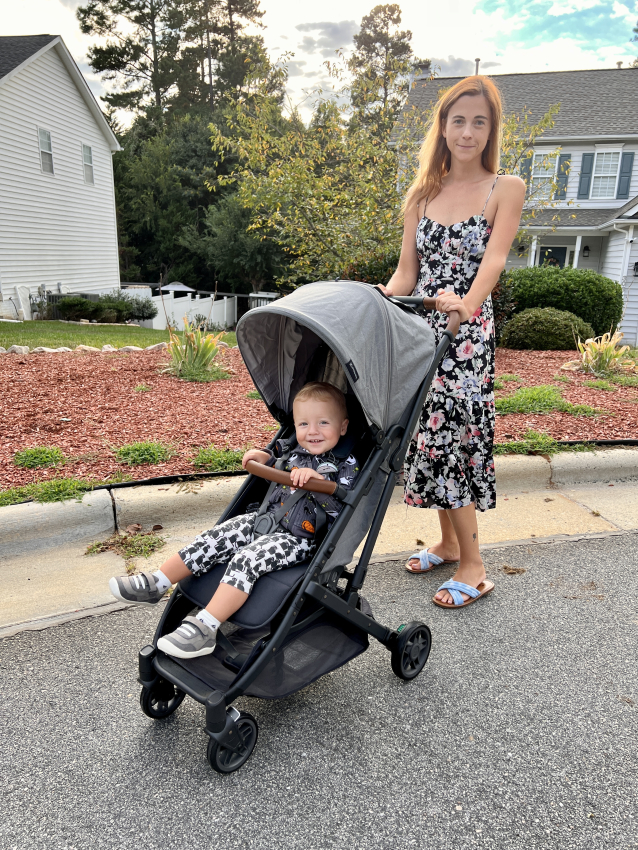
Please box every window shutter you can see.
[520,152,532,192]
[577,153,594,199]
[554,154,571,200]
[616,152,634,200]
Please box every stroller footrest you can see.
[154,652,222,705]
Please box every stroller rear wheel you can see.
[140,682,186,719]
[207,712,258,774]
[390,622,431,680]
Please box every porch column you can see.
[573,234,582,269]
[528,235,538,268]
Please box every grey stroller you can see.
[137,281,459,773]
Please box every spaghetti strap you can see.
[481,176,499,215]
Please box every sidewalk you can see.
[2,450,638,636]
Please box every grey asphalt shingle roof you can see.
[524,194,638,227]
[404,69,638,138]
[0,35,57,81]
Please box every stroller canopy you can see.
[236,281,436,431]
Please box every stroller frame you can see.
[137,291,459,773]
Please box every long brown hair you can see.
[403,75,503,214]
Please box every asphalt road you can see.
[1,533,637,850]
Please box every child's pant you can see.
[178,513,315,595]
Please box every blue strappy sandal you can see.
[432,579,495,609]
[405,548,448,573]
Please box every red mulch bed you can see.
[1,348,637,489]
[494,349,638,442]
[0,349,276,488]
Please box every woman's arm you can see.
[436,175,526,321]
[378,201,421,296]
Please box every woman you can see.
[380,75,525,608]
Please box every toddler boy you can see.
[109,382,359,659]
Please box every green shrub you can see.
[14,446,66,468]
[507,267,623,336]
[192,447,244,472]
[495,385,600,416]
[500,308,595,351]
[115,441,172,465]
[491,270,518,342]
[341,247,400,287]
[57,296,99,322]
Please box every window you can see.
[82,144,94,184]
[38,128,54,174]
[530,151,556,199]
[591,151,620,199]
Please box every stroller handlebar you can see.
[245,460,338,496]
[389,294,462,337]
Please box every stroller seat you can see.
[178,562,309,630]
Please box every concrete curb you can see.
[0,489,114,560]
[2,450,638,559]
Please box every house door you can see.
[539,246,567,268]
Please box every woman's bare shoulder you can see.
[495,173,526,197]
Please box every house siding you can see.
[620,237,638,346]
[0,46,119,303]
[540,144,638,208]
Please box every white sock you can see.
[196,609,221,632]
[152,570,172,594]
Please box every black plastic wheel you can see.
[390,622,432,680]
[207,712,258,774]
[139,682,186,719]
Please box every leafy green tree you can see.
[77,0,187,111]
[348,4,417,135]
[180,194,285,292]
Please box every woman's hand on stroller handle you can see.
[377,288,462,337]
[245,459,338,496]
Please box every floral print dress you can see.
[404,179,498,512]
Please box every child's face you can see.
[293,397,348,456]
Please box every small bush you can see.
[507,267,623,336]
[192,447,244,472]
[57,296,99,322]
[341,247,400,287]
[14,446,66,468]
[163,320,228,381]
[491,270,518,342]
[495,385,600,416]
[500,308,595,351]
[115,441,172,466]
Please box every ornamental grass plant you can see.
[164,319,229,382]
[573,330,636,377]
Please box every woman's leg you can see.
[433,503,486,604]
[407,509,461,568]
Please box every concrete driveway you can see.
[1,532,637,850]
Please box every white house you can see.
[402,68,638,344]
[0,35,121,320]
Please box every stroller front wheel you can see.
[140,682,186,719]
[390,622,432,680]
[207,712,258,774]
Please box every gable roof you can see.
[0,35,58,79]
[0,35,120,151]
[404,69,638,140]
[523,193,638,229]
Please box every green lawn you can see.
[0,321,237,350]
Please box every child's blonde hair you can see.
[293,382,348,420]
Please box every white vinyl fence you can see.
[139,291,237,331]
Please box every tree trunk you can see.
[149,0,162,109]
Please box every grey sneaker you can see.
[109,571,166,606]
[157,616,217,659]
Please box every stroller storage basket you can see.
[171,603,371,700]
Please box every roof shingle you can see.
[0,35,58,81]
[404,69,638,138]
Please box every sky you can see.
[3,0,638,117]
